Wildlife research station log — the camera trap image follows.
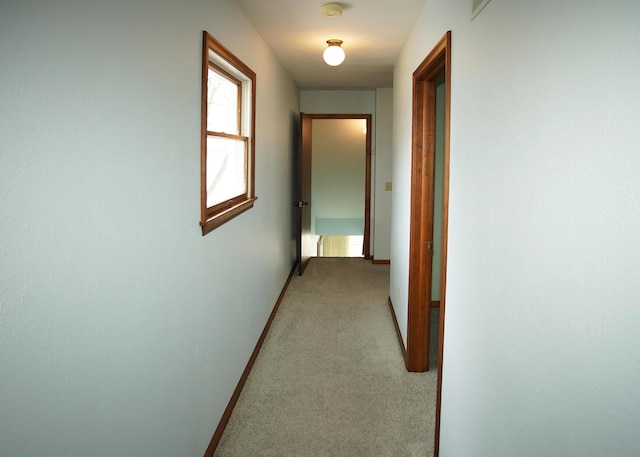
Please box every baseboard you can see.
[431,300,441,308]
[387,296,407,364]
[372,258,390,265]
[203,264,297,457]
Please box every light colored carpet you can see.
[214,258,438,457]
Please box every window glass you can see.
[206,136,246,207]
[207,67,240,135]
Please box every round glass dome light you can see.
[323,39,345,66]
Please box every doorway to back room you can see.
[312,118,367,258]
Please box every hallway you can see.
[214,258,438,456]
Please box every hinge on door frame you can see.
[426,241,433,252]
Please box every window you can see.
[200,31,256,235]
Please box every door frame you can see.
[405,31,451,456]
[300,114,372,261]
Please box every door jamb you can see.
[405,30,451,457]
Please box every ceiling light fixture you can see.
[323,39,345,66]
[321,3,344,18]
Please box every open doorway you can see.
[300,114,372,260]
[405,31,451,457]
[313,118,368,258]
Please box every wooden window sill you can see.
[200,197,257,235]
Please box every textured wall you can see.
[392,0,640,455]
[0,1,298,456]
[300,90,376,115]
[374,88,393,261]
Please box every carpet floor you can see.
[213,258,438,457]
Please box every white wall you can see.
[300,90,393,260]
[374,88,393,261]
[0,2,299,457]
[391,0,640,455]
[300,90,376,115]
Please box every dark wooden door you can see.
[296,113,313,275]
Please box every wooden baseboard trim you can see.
[387,296,407,364]
[431,300,441,308]
[372,259,391,265]
[203,263,297,457]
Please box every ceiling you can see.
[233,0,429,90]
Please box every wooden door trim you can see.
[405,30,451,457]
[303,114,372,260]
